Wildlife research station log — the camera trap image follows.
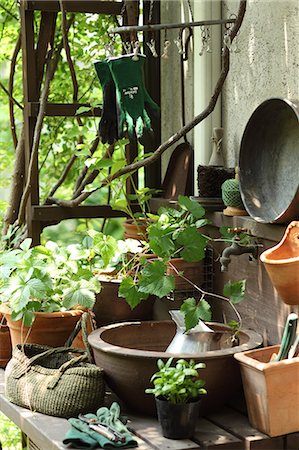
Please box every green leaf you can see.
[92,232,118,266]
[223,280,246,304]
[178,196,206,219]
[22,310,35,327]
[139,260,175,298]
[181,297,212,332]
[19,238,32,252]
[176,227,208,261]
[75,106,91,115]
[96,159,114,169]
[118,276,149,309]
[148,225,175,259]
[63,288,95,309]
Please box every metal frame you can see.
[20,0,161,245]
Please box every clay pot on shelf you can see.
[260,221,299,305]
[0,312,12,368]
[166,258,204,292]
[123,219,149,241]
[1,307,88,348]
[93,277,154,328]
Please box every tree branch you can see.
[8,31,22,149]
[0,80,23,111]
[73,136,100,198]
[44,1,247,208]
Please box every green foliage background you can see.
[0,1,127,243]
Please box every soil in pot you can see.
[156,397,201,439]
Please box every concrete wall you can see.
[222,0,299,166]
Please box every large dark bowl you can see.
[239,98,299,223]
[88,320,262,416]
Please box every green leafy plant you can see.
[145,358,207,404]
[0,238,101,326]
[85,197,250,337]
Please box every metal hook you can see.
[180,26,193,61]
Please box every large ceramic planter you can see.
[155,397,201,439]
[1,307,85,348]
[93,277,154,327]
[166,258,204,291]
[0,312,12,368]
[88,320,262,416]
[234,345,299,437]
[260,221,299,305]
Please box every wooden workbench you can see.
[0,369,298,450]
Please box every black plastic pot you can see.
[155,397,201,439]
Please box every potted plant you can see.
[145,357,207,439]
[81,232,154,326]
[0,238,100,347]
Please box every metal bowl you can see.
[239,98,299,223]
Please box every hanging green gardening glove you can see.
[94,60,119,145]
[108,55,159,144]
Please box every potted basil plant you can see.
[145,357,207,439]
[0,238,100,347]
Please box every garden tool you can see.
[107,54,159,144]
[273,313,298,361]
[63,402,138,449]
[94,60,119,145]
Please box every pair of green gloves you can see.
[94,55,159,146]
[63,402,138,449]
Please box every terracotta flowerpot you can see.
[234,345,299,437]
[260,221,299,305]
[123,219,148,241]
[93,277,154,327]
[0,313,12,368]
[166,258,204,291]
[1,307,86,348]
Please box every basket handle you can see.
[12,346,87,379]
[64,311,94,363]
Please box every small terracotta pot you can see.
[260,221,299,305]
[0,313,12,368]
[166,258,204,291]
[123,219,148,241]
[1,307,85,348]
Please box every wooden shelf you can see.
[32,205,128,222]
[27,103,102,118]
[149,198,286,242]
[24,1,123,14]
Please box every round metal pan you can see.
[239,98,299,223]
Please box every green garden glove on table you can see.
[108,55,159,144]
[94,60,119,145]
[63,402,138,449]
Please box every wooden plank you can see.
[128,414,200,450]
[206,407,284,449]
[28,102,102,117]
[193,418,242,449]
[287,433,299,449]
[32,205,129,221]
[25,1,123,14]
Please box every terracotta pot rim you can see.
[0,305,84,318]
[88,320,263,360]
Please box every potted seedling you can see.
[0,238,100,347]
[145,357,207,439]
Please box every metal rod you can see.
[110,18,236,34]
